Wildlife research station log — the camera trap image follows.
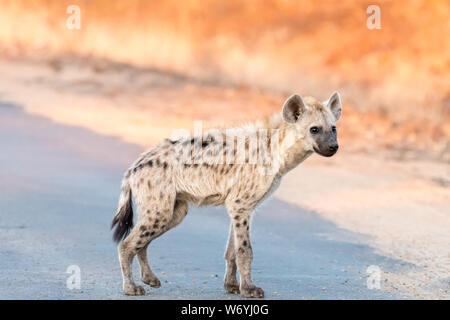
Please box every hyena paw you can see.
[224,282,240,294]
[240,285,264,298]
[142,275,161,288]
[124,284,146,296]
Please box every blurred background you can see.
[0,0,449,158]
[0,0,449,299]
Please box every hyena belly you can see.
[174,163,237,207]
[177,192,226,207]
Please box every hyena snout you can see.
[314,138,339,157]
[328,143,339,153]
[309,124,339,157]
[317,143,338,157]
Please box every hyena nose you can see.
[329,144,339,152]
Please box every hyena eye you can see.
[331,126,336,133]
[310,126,319,134]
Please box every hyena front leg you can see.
[224,223,240,294]
[226,204,264,298]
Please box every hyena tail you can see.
[111,173,133,243]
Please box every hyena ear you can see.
[326,91,342,121]
[282,94,306,123]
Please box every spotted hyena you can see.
[111,92,342,297]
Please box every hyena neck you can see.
[258,113,313,175]
[278,127,313,174]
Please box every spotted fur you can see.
[112,92,342,297]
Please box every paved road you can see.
[0,103,402,299]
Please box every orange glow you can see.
[0,0,448,158]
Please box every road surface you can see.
[0,102,402,299]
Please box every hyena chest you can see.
[258,175,282,204]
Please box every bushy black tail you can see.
[111,175,133,243]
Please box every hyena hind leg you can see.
[118,225,148,296]
[137,199,188,287]
[137,243,161,288]
[118,189,177,295]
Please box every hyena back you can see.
[111,92,342,297]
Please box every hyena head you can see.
[282,92,342,157]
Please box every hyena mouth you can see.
[313,146,336,157]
